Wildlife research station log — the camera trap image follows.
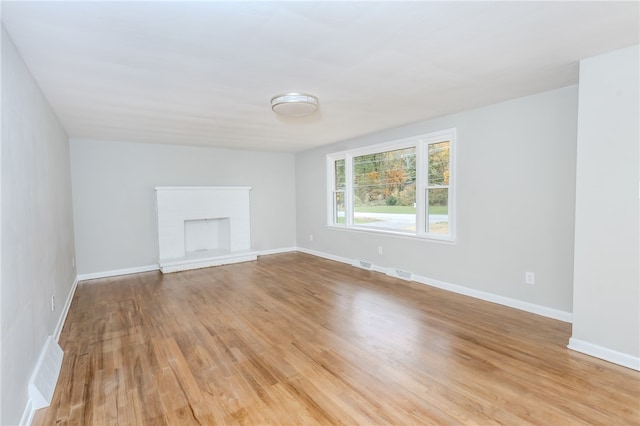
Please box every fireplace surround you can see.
[155,186,257,273]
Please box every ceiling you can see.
[2,2,639,152]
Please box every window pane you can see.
[427,188,448,234]
[335,159,345,190]
[353,147,416,232]
[334,191,345,224]
[428,141,450,185]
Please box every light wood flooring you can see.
[34,252,639,425]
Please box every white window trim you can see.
[326,128,456,242]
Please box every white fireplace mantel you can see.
[155,186,258,273]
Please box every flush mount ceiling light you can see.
[271,93,318,116]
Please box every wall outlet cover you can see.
[525,272,535,285]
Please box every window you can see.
[327,129,455,241]
[333,159,345,224]
[427,141,451,236]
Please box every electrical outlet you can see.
[378,246,383,255]
[309,234,314,241]
[51,296,55,312]
[525,272,535,285]
[72,257,75,268]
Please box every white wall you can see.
[1,27,76,425]
[70,139,296,275]
[296,86,578,317]
[570,45,639,369]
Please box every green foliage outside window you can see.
[353,147,416,210]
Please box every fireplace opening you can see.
[184,218,231,254]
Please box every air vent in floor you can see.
[29,335,64,409]
[351,259,373,270]
[386,267,413,281]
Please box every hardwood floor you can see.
[34,252,639,425]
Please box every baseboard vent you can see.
[29,336,64,410]
[351,259,373,270]
[386,267,413,281]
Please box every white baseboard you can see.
[77,264,159,281]
[296,247,353,265]
[412,275,572,323]
[296,247,572,323]
[568,338,640,371]
[298,247,389,273]
[54,277,78,342]
[258,246,297,256]
[76,247,299,280]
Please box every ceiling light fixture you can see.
[271,93,318,116]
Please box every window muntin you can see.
[327,129,455,241]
